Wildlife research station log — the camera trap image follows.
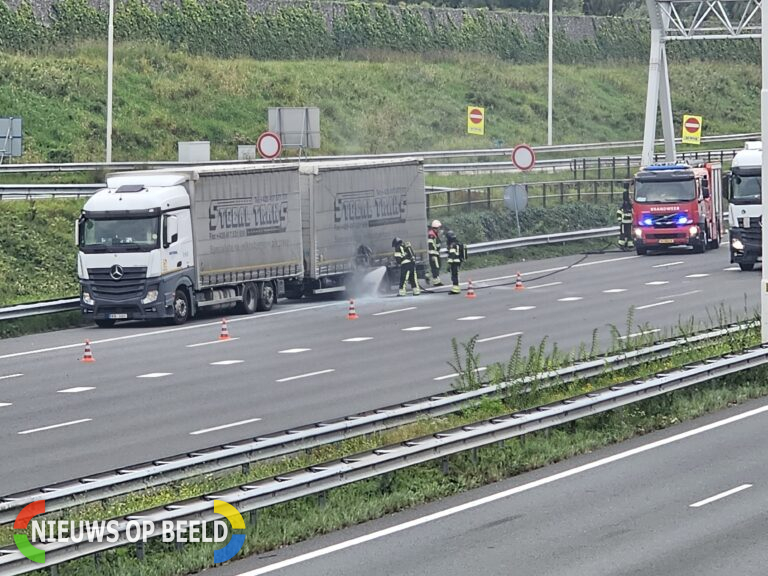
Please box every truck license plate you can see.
[658,239,675,244]
[108,313,128,319]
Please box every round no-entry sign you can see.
[684,116,700,134]
[511,144,536,171]
[469,108,484,124]
[257,131,282,159]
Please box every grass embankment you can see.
[5,320,763,575]
[0,44,759,162]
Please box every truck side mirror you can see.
[74,218,81,246]
[164,215,179,247]
[701,179,710,199]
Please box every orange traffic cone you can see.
[81,339,95,362]
[347,300,359,320]
[219,318,230,340]
[466,279,476,299]
[515,272,524,291]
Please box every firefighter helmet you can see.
[392,237,402,248]
[431,219,442,229]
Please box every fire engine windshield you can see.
[731,174,761,203]
[634,179,695,203]
[79,216,160,253]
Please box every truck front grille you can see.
[88,267,147,300]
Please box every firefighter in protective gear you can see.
[617,184,634,250]
[393,237,421,296]
[446,231,462,294]
[428,219,443,286]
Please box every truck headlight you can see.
[141,289,159,304]
[688,226,699,237]
[634,228,642,238]
[732,238,745,251]
[82,291,94,306]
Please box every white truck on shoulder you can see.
[76,159,427,327]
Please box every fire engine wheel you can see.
[635,246,647,256]
[739,263,755,271]
[692,229,707,254]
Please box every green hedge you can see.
[0,0,759,62]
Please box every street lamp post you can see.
[547,0,553,146]
[106,0,114,164]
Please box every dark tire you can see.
[95,319,116,328]
[739,262,755,271]
[692,229,707,254]
[256,281,275,312]
[236,282,258,314]
[171,288,190,325]
[284,280,304,300]
[635,246,647,256]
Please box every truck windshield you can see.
[79,216,160,253]
[731,174,761,203]
[634,179,696,203]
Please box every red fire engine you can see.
[631,162,723,255]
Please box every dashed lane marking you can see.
[685,273,710,278]
[557,297,583,302]
[402,327,431,332]
[603,289,627,294]
[636,300,674,310]
[190,418,262,436]
[645,281,669,286]
[342,337,374,342]
[137,372,173,378]
[434,367,487,381]
[690,484,752,508]
[526,282,563,290]
[509,306,536,311]
[18,418,92,435]
[619,329,660,340]
[457,316,485,321]
[653,261,684,268]
[373,307,417,316]
[276,369,335,383]
[0,374,23,381]
[187,338,240,348]
[477,332,522,343]
[279,348,311,354]
[210,360,244,366]
[57,387,95,393]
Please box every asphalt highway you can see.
[216,396,768,576]
[0,246,760,493]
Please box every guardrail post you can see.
[426,192,431,218]
[50,565,59,576]
[467,188,472,212]
[626,156,631,178]
[176,539,184,551]
[447,190,452,215]
[249,510,258,527]
[241,462,250,475]
[441,457,449,475]
[582,158,586,179]
[593,181,598,202]
[471,447,478,464]
[486,186,491,209]
[571,159,577,179]
[542,183,547,208]
[577,181,581,201]
[610,179,614,203]
[136,541,145,561]
[317,491,327,507]
[559,182,565,204]
[597,157,601,179]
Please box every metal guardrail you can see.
[0,133,756,175]
[0,228,619,322]
[1,337,765,574]
[0,322,750,525]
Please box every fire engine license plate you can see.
[658,239,675,244]
[108,313,128,319]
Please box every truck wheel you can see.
[256,281,275,312]
[236,283,258,314]
[284,280,304,300]
[171,288,190,325]
[95,319,116,328]
[636,246,647,256]
[692,230,707,254]
[739,263,755,271]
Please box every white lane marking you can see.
[690,484,753,508]
[477,332,522,343]
[276,369,335,383]
[480,255,639,284]
[187,338,240,348]
[57,386,95,393]
[190,417,262,436]
[235,403,768,576]
[723,266,741,271]
[645,281,669,286]
[18,418,92,435]
[659,290,701,299]
[685,273,710,278]
[458,316,485,321]
[526,281,563,290]
[210,360,244,366]
[636,300,674,310]
[279,348,311,354]
[402,326,431,332]
[373,307,417,316]
[619,329,660,340]
[433,367,487,381]
[558,297,583,302]
[603,289,627,294]
[137,372,172,378]
[509,306,536,311]
[342,337,374,342]
[653,261,684,268]
[0,303,338,361]
[0,403,11,408]
[0,373,23,381]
